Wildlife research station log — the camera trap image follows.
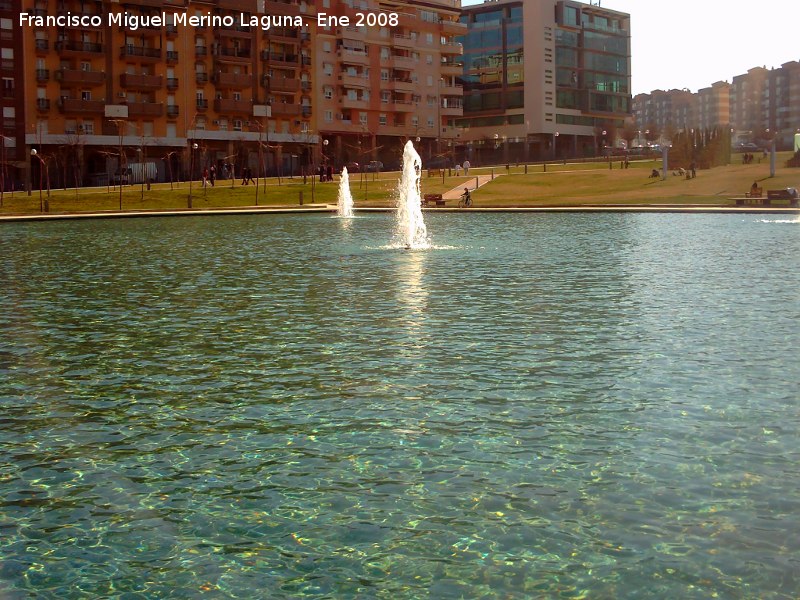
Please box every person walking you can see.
[209,165,216,187]
[462,159,470,175]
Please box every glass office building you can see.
[458,0,631,163]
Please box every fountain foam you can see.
[337,166,355,218]
[393,141,430,249]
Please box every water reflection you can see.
[0,213,798,598]
[395,248,429,331]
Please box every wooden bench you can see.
[422,193,445,207]
[745,187,762,198]
[427,169,442,178]
[765,189,799,206]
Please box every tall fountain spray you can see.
[394,141,429,249]
[337,167,354,218]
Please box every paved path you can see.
[442,174,500,200]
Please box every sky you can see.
[460,0,798,95]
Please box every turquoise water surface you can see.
[1,212,799,599]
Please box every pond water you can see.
[1,213,799,598]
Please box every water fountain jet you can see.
[394,141,429,249]
[337,167,354,218]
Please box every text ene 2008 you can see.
[317,12,399,28]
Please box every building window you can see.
[379,113,387,125]
[325,110,333,122]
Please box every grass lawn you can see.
[1,153,797,215]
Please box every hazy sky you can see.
[460,0,798,95]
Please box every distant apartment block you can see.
[7,0,465,189]
[631,89,695,140]
[458,0,632,163]
[314,0,464,170]
[16,0,314,188]
[634,61,800,151]
[0,0,26,186]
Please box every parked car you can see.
[345,162,360,173]
[364,160,384,172]
[735,142,760,152]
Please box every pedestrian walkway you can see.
[442,174,500,200]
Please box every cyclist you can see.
[459,187,472,208]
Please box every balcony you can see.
[120,23,160,36]
[338,49,369,66]
[55,40,104,56]
[388,78,414,92]
[195,46,208,58]
[264,0,301,17]
[36,98,50,111]
[56,69,105,86]
[265,27,300,44]
[390,99,415,112]
[120,73,163,90]
[340,73,370,88]
[392,34,415,49]
[216,47,251,62]
[127,102,164,117]
[341,97,368,110]
[167,105,179,118]
[441,60,464,75]
[35,68,49,82]
[166,77,179,90]
[440,100,463,116]
[215,25,251,39]
[440,19,467,36]
[440,41,463,56]
[439,84,463,96]
[261,51,299,67]
[214,98,252,114]
[265,77,300,93]
[196,72,209,84]
[196,98,209,111]
[120,45,162,61]
[340,26,367,40]
[120,0,165,7]
[35,39,48,52]
[58,98,105,114]
[213,72,253,88]
[166,51,179,64]
[166,24,177,37]
[270,103,301,117]
[219,0,258,11]
[388,54,414,68]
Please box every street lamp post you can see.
[553,131,559,161]
[188,142,198,208]
[30,149,48,212]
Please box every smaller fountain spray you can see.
[394,141,429,249]
[337,167,354,218]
